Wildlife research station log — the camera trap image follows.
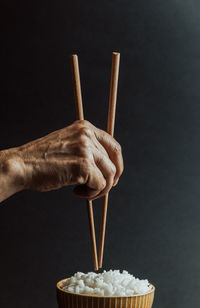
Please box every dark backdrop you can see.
[1,0,200,307]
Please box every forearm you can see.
[0,149,25,203]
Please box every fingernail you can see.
[113,179,119,187]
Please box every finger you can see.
[73,160,106,199]
[39,157,106,198]
[91,148,116,199]
[92,126,123,184]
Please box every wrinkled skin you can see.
[0,120,123,202]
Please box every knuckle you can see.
[80,126,93,138]
[117,142,122,152]
[75,119,90,128]
[110,163,116,176]
[75,120,93,137]
[99,178,106,191]
[113,142,122,155]
[82,119,90,126]
[78,135,90,148]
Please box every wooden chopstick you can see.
[70,54,99,271]
[98,52,120,268]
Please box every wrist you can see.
[0,148,27,199]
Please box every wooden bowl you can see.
[56,278,155,308]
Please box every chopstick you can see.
[98,52,120,268]
[70,54,99,271]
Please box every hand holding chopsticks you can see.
[70,52,120,270]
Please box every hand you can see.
[1,120,123,201]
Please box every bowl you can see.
[56,278,155,308]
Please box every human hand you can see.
[4,120,123,200]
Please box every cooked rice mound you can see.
[61,270,152,296]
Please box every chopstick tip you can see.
[112,51,120,56]
[70,54,78,58]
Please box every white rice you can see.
[61,270,152,297]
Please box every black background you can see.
[1,0,200,307]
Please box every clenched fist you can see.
[0,120,123,203]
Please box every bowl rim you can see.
[56,278,155,298]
